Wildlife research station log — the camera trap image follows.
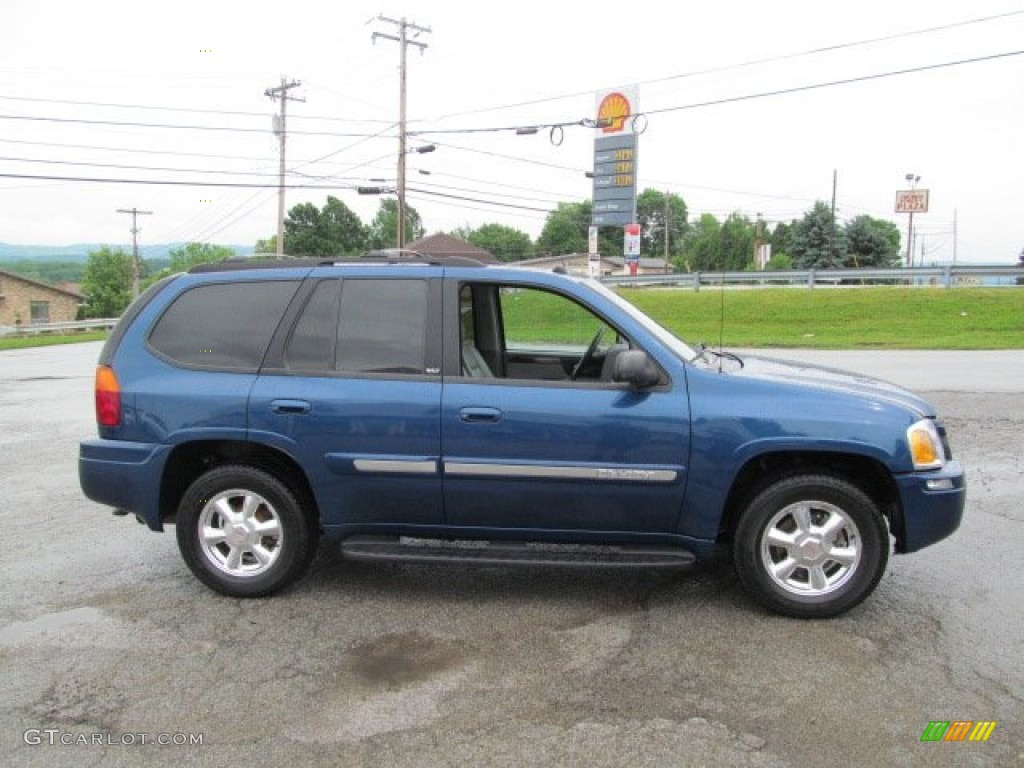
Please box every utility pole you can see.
[373,16,430,249]
[753,212,764,268]
[904,173,920,267]
[265,77,304,259]
[664,191,670,269]
[117,207,152,299]
[953,208,958,264]
[830,169,838,265]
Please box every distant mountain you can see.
[0,242,255,262]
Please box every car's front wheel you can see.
[175,465,317,597]
[732,474,889,618]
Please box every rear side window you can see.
[284,278,428,375]
[149,280,299,370]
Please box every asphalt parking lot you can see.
[1,342,1021,767]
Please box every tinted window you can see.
[149,280,299,370]
[336,279,427,374]
[285,280,339,371]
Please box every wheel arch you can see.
[159,440,320,531]
[717,450,904,550]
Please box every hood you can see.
[725,353,936,418]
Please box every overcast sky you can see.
[1,0,1022,263]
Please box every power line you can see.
[0,93,396,124]
[0,155,281,178]
[0,112,385,137]
[643,50,1024,117]
[0,172,356,190]
[406,186,552,212]
[0,136,277,162]
[421,10,1024,122]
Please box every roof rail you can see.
[189,257,323,273]
[357,249,486,267]
[187,252,487,274]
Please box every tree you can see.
[790,201,846,269]
[367,198,425,250]
[765,252,794,270]
[254,235,277,254]
[284,196,367,257]
[719,212,756,270]
[843,215,901,268]
[82,246,133,318]
[465,223,533,262]
[169,242,235,271]
[636,189,688,259]
[142,242,235,288]
[681,213,722,271]
[770,221,792,256]
[536,202,590,256]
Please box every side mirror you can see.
[612,349,661,389]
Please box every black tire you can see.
[175,465,318,597]
[732,474,889,618]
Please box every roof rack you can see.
[189,257,322,273]
[187,251,487,274]
[358,249,486,267]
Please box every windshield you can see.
[583,279,699,363]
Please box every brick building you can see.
[0,270,83,327]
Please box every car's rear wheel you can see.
[732,474,889,618]
[175,465,317,597]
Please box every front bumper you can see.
[894,460,966,553]
[79,439,172,531]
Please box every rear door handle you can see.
[458,407,502,423]
[270,399,312,415]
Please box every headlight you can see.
[908,419,946,470]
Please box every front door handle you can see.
[458,407,502,423]
[270,399,312,415]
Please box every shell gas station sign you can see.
[591,86,639,229]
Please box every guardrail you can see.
[0,318,118,337]
[602,264,1024,290]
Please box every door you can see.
[441,280,689,535]
[249,276,443,530]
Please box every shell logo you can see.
[597,92,632,134]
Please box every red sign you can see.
[597,92,633,134]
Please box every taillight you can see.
[95,365,121,427]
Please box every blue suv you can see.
[79,255,966,617]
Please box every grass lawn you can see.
[618,286,1023,349]
[2,287,1020,351]
[0,330,108,351]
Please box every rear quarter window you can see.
[148,280,300,371]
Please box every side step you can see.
[340,535,695,569]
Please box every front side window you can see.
[460,282,625,384]
[500,285,616,352]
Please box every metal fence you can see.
[0,318,118,338]
[603,264,1024,290]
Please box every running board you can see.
[340,535,695,569]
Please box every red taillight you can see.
[95,365,121,427]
